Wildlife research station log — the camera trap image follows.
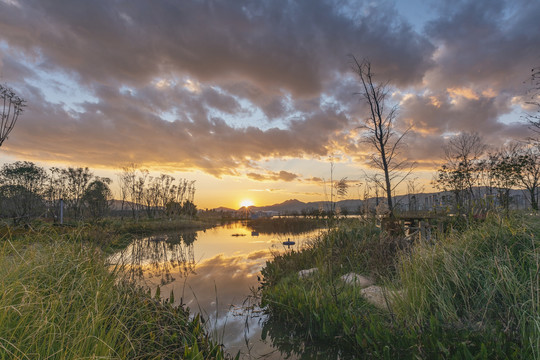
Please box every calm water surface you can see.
[111,221,323,359]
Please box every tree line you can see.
[434,133,540,212]
[0,161,197,224]
[117,164,196,220]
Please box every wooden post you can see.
[60,199,64,225]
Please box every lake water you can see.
[110,221,323,359]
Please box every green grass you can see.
[247,217,326,235]
[261,219,398,288]
[107,217,215,235]
[260,214,540,359]
[395,214,540,358]
[261,270,386,355]
[0,231,234,359]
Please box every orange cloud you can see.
[481,88,497,98]
[246,170,299,182]
[447,87,479,101]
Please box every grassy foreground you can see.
[260,214,540,359]
[0,229,233,359]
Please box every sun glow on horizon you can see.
[240,199,254,208]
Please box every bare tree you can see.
[526,66,540,135]
[351,57,413,217]
[118,164,197,219]
[435,132,487,211]
[118,163,147,219]
[117,168,131,215]
[406,178,425,212]
[476,154,497,201]
[0,84,25,147]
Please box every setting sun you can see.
[240,199,254,208]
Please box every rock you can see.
[340,273,374,288]
[360,285,403,310]
[298,268,318,278]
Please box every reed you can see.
[395,213,540,358]
[0,231,234,359]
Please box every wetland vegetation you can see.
[259,213,540,359]
[1,205,539,359]
[0,225,234,360]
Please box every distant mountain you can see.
[231,198,365,214]
[110,199,136,211]
[213,206,237,212]
[210,186,535,215]
[250,199,306,213]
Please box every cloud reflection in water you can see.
[112,226,302,359]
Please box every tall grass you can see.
[395,214,540,358]
[0,232,232,359]
[260,214,540,359]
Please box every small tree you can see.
[0,84,25,147]
[82,178,113,220]
[0,185,44,225]
[324,159,349,216]
[515,142,540,210]
[0,161,47,224]
[63,167,93,219]
[490,144,522,211]
[351,57,412,217]
[406,178,425,212]
[181,200,197,218]
[46,167,68,222]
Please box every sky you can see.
[0,0,539,209]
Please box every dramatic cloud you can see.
[0,0,538,185]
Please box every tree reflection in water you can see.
[115,232,196,286]
[109,223,330,359]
